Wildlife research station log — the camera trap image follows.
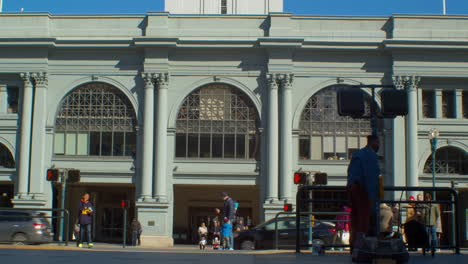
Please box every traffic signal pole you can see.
[59,169,68,242]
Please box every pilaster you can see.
[455,89,463,119]
[279,73,294,203]
[435,89,443,118]
[15,72,34,199]
[140,72,156,202]
[28,72,48,201]
[266,73,279,204]
[0,84,7,114]
[135,201,172,247]
[394,75,420,194]
[154,73,169,202]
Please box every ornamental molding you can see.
[32,72,48,88]
[156,73,170,89]
[392,75,420,90]
[142,72,157,88]
[278,73,294,90]
[19,72,33,87]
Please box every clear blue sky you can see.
[2,0,468,15]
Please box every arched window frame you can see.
[175,83,260,160]
[0,143,15,168]
[423,146,468,175]
[298,85,383,161]
[53,82,137,158]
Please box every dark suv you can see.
[0,210,53,244]
[234,216,340,250]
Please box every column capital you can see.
[156,73,170,89]
[266,73,279,90]
[31,72,48,89]
[392,75,420,91]
[142,72,157,89]
[19,72,33,87]
[0,83,6,91]
[279,73,294,90]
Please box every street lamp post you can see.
[428,128,439,199]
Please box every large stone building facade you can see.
[0,7,467,246]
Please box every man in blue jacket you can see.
[347,135,380,250]
[78,193,94,248]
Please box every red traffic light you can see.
[284,203,293,212]
[121,200,130,209]
[294,172,307,185]
[47,169,59,181]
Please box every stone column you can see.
[266,74,279,203]
[16,73,34,197]
[29,72,48,199]
[402,76,420,192]
[140,73,155,201]
[279,74,293,203]
[0,84,7,114]
[455,89,463,119]
[154,73,169,202]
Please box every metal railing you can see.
[0,207,70,245]
[294,185,461,254]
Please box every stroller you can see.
[212,235,221,250]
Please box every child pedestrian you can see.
[221,217,233,250]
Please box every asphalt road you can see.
[0,248,466,264]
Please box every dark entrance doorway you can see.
[62,183,135,242]
[173,184,260,244]
[0,182,13,207]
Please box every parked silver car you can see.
[0,210,53,244]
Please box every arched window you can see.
[299,86,381,160]
[54,83,137,157]
[423,147,468,175]
[0,143,15,168]
[176,83,260,159]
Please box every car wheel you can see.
[12,233,28,245]
[240,240,255,250]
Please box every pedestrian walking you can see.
[221,218,233,250]
[346,135,380,250]
[332,204,351,250]
[130,217,142,246]
[422,193,441,250]
[379,203,394,237]
[77,193,94,248]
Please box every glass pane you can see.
[65,133,77,155]
[224,134,235,158]
[199,134,211,158]
[54,132,65,154]
[299,137,310,160]
[422,90,435,118]
[311,136,322,160]
[248,134,258,159]
[175,134,187,158]
[101,132,112,156]
[76,133,89,155]
[124,132,136,157]
[442,91,455,118]
[7,87,19,113]
[187,134,199,158]
[113,132,124,156]
[463,91,467,118]
[236,134,245,159]
[90,132,101,156]
[212,134,223,158]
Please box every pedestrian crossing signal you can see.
[294,172,307,185]
[68,169,80,183]
[46,169,59,181]
[283,203,293,212]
